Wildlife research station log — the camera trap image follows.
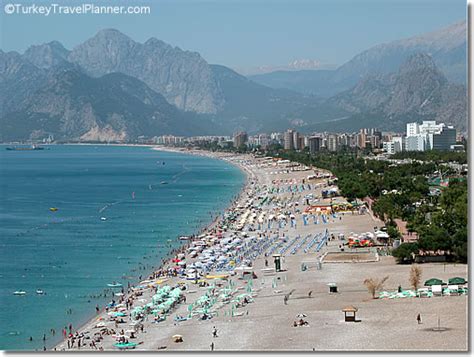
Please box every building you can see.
[327,134,338,152]
[406,135,426,151]
[284,129,295,150]
[383,136,404,155]
[392,136,405,152]
[308,136,322,154]
[406,120,456,151]
[270,132,284,145]
[233,131,248,148]
[356,130,367,149]
[406,122,420,137]
[383,141,396,155]
[298,136,306,150]
[432,126,456,151]
[292,130,300,150]
[338,133,351,149]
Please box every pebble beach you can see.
[54,147,468,352]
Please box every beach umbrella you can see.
[424,278,445,286]
[296,313,307,318]
[448,277,467,285]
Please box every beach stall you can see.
[327,282,338,293]
[342,305,358,322]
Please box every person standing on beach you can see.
[417,313,422,324]
[212,326,218,338]
[210,342,215,351]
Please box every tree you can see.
[392,243,419,264]
[363,276,389,299]
[387,225,401,240]
[409,264,422,292]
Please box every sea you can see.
[0,144,245,350]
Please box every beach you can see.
[54,147,468,352]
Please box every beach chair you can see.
[417,288,430,298]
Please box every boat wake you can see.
[99,200,123,214]
[171,164,191,184]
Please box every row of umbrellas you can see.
[424,277,467,286]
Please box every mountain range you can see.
[250,21,467,97]
[0,21,467,142]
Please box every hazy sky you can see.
[1,0,466,69]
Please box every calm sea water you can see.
[0,145,245,350]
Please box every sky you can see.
[1,0,467,71]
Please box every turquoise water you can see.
[0,145,245,350]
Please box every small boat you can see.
[107,282,123,288]
[179,236,190,241]
[36,289,45,295]
[13,291,26,295]
[49,207,58,212]
[160,181,168,185]
[6,145,44,151]
[101,217,107,221]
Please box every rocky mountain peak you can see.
[23,41,70,69]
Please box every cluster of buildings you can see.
[383,121,459,154]
[152,120,460,155]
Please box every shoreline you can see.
[49,147,467,352]
[51,146,251,351]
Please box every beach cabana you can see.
[448,277,467,285]
[424,278,445,286]
[342,306,358,322]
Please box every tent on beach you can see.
[424,278,446,286]
[448,277,467,285]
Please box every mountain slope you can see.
[0,68,218,141]
[0,50,48,115]
[68,29,224,114]
[248,70,336,97]
[249,20,466,96]
[210,64,315,132]
[23,41,71,69]
[322,53,467,132]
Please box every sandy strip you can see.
[53,148,468,352]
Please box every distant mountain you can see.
[236,59,336,76]
[248,70,337,97]
[0,50,48,114]
[23,41,70,69]
[0,23,468,141]
[306,53,467,133]
[209,64,314,132]
[250,20,467,96]
[66,29,314,130]
[0,66,220,142]
[68,29,224,114]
